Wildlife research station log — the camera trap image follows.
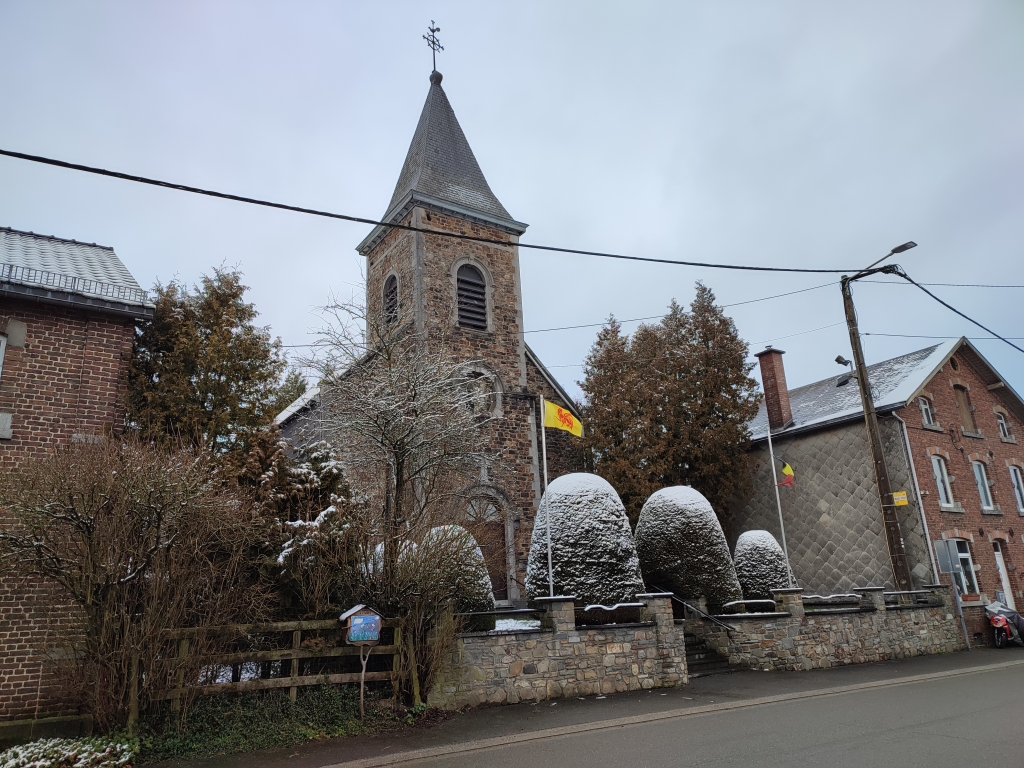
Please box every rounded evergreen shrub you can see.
[634,486,742,606]
[525,473,645,605]
[422,525,495,614]
[733,530,792,600]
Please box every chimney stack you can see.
[755,346,793,431]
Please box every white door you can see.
[993,543,1016,610]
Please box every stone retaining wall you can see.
[690,586,965,671]
[428,594,687,709]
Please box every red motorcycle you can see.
[985,602,1024,648]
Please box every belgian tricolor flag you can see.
[776,458,795,487]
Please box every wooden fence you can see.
[129,618,400,730]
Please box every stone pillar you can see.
[853,586,887,611]
[923,583,953,610]
[771,588,805,617]
[535,596,576,634]
[638,592,687,686]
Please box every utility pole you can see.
[840,246,916,589]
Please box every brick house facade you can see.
[0,228,152,724]
[279,70,581,606]
[727,338,1024,645]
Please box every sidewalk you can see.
[152,647,1022,768]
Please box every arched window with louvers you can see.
[383,274,399,325]
[456,264,488,330]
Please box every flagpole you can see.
[540,396,553,598]
[766,426,795,587]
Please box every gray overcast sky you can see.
[2,1,1023,401]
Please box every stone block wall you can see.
[689,586,965,672]
[428,594,687,709]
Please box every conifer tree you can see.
[580,283,760,524]
[127,268,291,453]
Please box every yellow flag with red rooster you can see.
[543,400,583,437]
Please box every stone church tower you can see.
[280,69,580,605]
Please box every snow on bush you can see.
[733,530,792,600]
[634,486,741,605]
[0,738,135,768]
[422,525,495,613]
[525,473,645,604]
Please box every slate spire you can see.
[383,71,522,230]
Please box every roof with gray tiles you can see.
[1,226,149,307]
[749,340,957,440]
[384,71,516,227]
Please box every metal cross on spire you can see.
[423,20,443,71]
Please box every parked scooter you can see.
[985,602,1024,648]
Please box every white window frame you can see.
[0,333,6,381]
[918,397,935,427]
[953,539,979,595]
[1010,465,1024,514]
[973,460,994,510]
[931,454,954,507]
[996,412,1011,440]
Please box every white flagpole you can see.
[766,426,795,587]
[540,396,553,597]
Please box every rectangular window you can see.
[954,386,977,433]
[1010,465,1024,514]
[918,397,935,427]
[932,455,954,507]
[953,540,979,595]
[0,333,6,380]
[973,460,994,510]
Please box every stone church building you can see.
[278,69,581,607]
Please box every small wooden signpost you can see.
[340,604,382,720]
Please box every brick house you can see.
[727,338,1024,643]
[0,227,153,727]
[278,69,581,607]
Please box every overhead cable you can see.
[1,147,857,274]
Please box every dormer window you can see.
[383,275,399,325]
[918,397,936,427]
[456,264,487,330]
[996,412,1011,440]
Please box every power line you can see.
[2,147,858,274]
[862,279,1024,289]
[886,268,1024,355]
[864,332,1024,340]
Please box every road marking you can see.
[329,659,1024,767]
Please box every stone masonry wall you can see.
[689,587,965,672]
[428,595,687,709]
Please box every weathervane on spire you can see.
[423,20,443,71]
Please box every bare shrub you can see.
[0,439,269,730]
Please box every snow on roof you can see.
[275,385,320,426]
[749,338,960,440]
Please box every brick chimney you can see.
[755,346,793,431]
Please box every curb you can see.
[327,658,1024,767]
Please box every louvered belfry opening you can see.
[383,275,398,324]
[457,264,487,330]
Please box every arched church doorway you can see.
[465,494,511,603]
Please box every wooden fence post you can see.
[171,637,189,714]
[290,629,301,702]
[127,653,139,736]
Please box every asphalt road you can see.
[404,662,1024,768]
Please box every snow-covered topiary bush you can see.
[733,530,792,600]
[422,525,495,613]
[525,473,645,604]
[0,737,135,768]
[634,486,742,606]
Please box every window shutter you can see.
[457,265,487,330]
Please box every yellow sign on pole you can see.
[892,491,909,507]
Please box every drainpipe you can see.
[894,412,940,583]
